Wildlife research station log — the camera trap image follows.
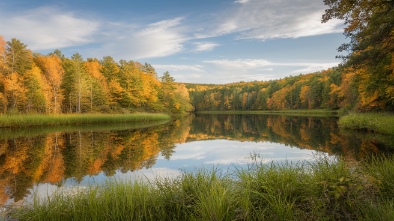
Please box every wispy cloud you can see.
[0,5,188,60]
[200,58,340,83]
[153,64,205,72]
[0,6,99,50]
[192,42,219,52]
[88,17,187,60]
[204,59,272,69]
[287,62,340,74]
[234,0,250,4]
[205,58,339,70]
[209,0,343,40]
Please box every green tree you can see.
[100,56,120,81]
[23,63,46,113]
[61,53,88,113]
[5,38,32,76]
[159,71,177,113]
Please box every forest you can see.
[0,36,193,115]
[186,64,392,112]
[0,0,393,115]
[187,0,394,113]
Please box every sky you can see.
[0,0,348,84]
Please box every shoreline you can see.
[195,109,338,116]
[0,113,171,128]
[338,113,394,135]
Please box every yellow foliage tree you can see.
[35,55,64,113]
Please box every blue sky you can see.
[0,0,347,83]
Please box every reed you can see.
[338,113,394,135]
[10,156,394,221]
[0,113,171,128]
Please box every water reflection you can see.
[0,114,393,205]
[189,114,393,159]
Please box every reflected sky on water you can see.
[1,114,393,206]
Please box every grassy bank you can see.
[339,113,394,135]
[196,109,338,117]
[0,113,171,128]
[9,156,394,221]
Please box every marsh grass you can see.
[339,113,394,135]
[0,119,170,140]
[0,113,171,128]
[10,156,394,221]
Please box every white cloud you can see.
[153,64,206,82]
[287,62,340,74]
[0,5,187,60]
[192,42,219,52]
[0,6,99,50]
[151,58,340,83]
[210,0,343,40]
[234,0,250,4]
[204,59,272,69]
[153,64,205,72]
[199,58,340,83]
[205,59,339,71]
[87,17,187,60]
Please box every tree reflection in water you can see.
[0,114,393,205]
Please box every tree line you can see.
[187,64,392,113]
[187,0,394,113]
[1,1,392,115]
[0,36,193,115]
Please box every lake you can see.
[1,114,393,206]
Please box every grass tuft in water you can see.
[10,156,394,221]
[338,113,394,135]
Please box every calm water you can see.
[1,114,393,206]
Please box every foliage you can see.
[185,0,394,113]
[0,36,192,115]
[187,69,347,112]
[322,0,394,111]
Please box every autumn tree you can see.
[3,72,26,112]
[85,58,110,112]
[0,36,6,73]
[143,62,158,78]
[323,0,394,110]
[34,54,64,113]
[101,56,120,81]
[173,83,194,114]
[0,36,194,115]
[0,36,6,113]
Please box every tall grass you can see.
[339,113,394,135]
[0,113,171,128]
[9,156,394,220]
